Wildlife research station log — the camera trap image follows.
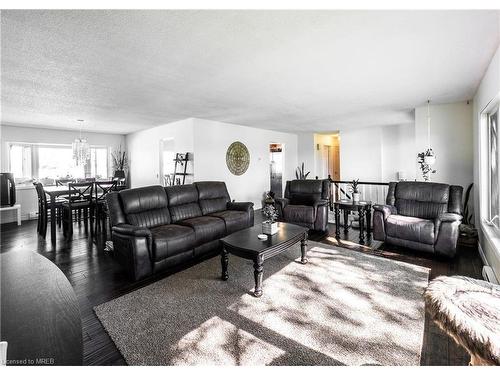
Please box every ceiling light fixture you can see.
[424,99,436,166]
[72,119,90,166]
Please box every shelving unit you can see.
[165,152,191,186]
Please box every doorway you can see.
[269,143,284,198]
[330,134,340,181]
[315,134,340,180]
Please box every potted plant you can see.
[262,192,279,235]
[111,145,128,183]
[417,151,436,181]
[349,179,360,202]
[295,162,310,180]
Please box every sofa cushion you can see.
[208,210,249,234]
[386,214,435,245]
[195,181,230,215]
[150,224,196,261]
[283,205,315,224]
[119,185,171,227]
[166,185,203,222]
[178,216,226,245]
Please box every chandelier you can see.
[72,120,90,166]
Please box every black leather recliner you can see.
[106,181,254,281]
[275,179,330,232]
[373,181,463,258]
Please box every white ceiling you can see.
[1,10,499,135]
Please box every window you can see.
[486,107,500,229]
[38,145,83,180]
[8,143,109,184]
[90,147,108,179]
[9,144,32,180]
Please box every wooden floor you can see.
[0,213,483,366]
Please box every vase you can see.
[262,221,278,235]
[353,193,360,202]
[113,170,125,179]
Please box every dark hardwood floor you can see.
[0,212,483,366]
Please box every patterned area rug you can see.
[94,241,429,365]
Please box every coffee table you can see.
[220,222,308,297]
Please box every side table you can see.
[333,200,372,245]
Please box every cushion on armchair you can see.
[283,205,315,224]
[386,215,435,245]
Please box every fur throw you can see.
[424,275,500,365]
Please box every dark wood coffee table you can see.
[220,222,308,297]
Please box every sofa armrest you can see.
[436,213,463,223]
[227,201,255,227]
[312,199,329,209]
[113,224,152,238]
[227,201,254,212]
[275,197,289,209]
[373,204,397,220]
[275,198,289,218]
[434,214,462,258]
[112,224,153,281]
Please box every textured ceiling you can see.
[1,10,499,134]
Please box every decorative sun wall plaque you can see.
[226,141,250,175]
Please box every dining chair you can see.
[55,178,76,186]
[33,182,64,238]
[62,182,94,238]
[93,180,117,239]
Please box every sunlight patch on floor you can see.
[227,246,428,365]
[169,316,285,365]
[325,236,375,251]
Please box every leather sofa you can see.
[106,181,254,281]
[373,181,463,257]
[275,179,330,232]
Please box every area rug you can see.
[94,241,429,365]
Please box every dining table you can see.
[43,183,126,245]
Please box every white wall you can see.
[381,123,416,182]
[0,124,125,223]
[337,103,472,188]
[415,102,473,189]
[297,132,315,178]
[473,44,500,280]
[340,124,416,183]
[126,117,298,209]
[126,118,194,188]
[296,124,416,184]
[193,118,298,209]
[339,126,384,181]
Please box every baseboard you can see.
[482,265,499,284]
[478,242,499,284]
[478,242,488,266]
[0,213,35,224]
